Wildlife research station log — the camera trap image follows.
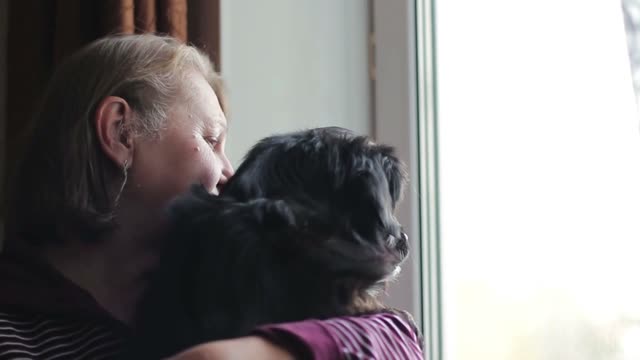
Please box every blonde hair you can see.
[9,34,225,246]
[69,34,225,135]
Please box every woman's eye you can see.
[205,137,220,149]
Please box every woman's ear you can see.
[95,96,135,168]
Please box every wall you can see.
[220,0,423,322]
[220,0,370,165]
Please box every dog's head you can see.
[138,126,412,351]
[222,127,409,289]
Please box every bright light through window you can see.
[434,1,640,359]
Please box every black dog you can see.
[127,127,410,359]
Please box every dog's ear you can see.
[342,168,391,237]
[377,145,408,209]
[324,143,408,291]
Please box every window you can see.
[427,0,640,359]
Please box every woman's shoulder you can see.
[0,251,129,359]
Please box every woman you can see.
[0,34,422,359]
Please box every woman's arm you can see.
[254,312,423,359]
[168,336,294,360]
[170,312,423,360]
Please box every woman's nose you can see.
[221,154,234,179]
[216,156,235,192]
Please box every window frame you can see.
[372,1,442,359]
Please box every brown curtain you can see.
[5,0,221,182]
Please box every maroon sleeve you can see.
[252,313,424,360]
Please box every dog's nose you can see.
[396,231,409,259]
[386,231,409,259]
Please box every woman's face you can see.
[129,72,234,211]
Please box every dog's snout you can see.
[386,231,409,260]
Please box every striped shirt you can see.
[0,311,124,360]
[0,252,424,359]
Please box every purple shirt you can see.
[255,313,423,359]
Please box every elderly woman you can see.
[0,35,422,359]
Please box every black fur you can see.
[127,127,410,359]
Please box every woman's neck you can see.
[41,224,163,325]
